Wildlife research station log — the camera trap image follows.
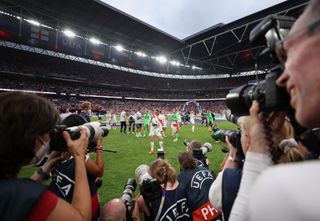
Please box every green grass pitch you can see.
[19,120,237,206]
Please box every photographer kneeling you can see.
[186,140,211,169]
[178,152,222,221]
[49,114,105,221]
[134,159,192,221]
[0,92,91,221]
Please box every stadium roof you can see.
[0,0,309,76]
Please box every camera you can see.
[183,139,212,155]
[224,110,240,125]
[135,165,162,203]
[50,121,109,151]
[226,65,290,116]
[212,129,245,160]
[183,140,213,168]
[157,149,165,159]
[212,129,241,148]
[121,178,137,220]
[226,15,295,116]
[183,139,190,148]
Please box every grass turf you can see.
[19,120,237,206]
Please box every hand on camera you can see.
[225,136,237,156]
[95,136,103,147]
[63,128,89,158]
[41,151,62,174]
[248,101,270,154]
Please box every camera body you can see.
[226,15,295,116]
[135,165,162,203]
[225,15,320,152]
[226,66,290,116]
[212,129,245,160]
[183,140,213,168]
[50,122,109,151]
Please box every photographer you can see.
[213,114,303,220]
[209,117,248,221]
[0,92,91,221]
[178,152,221,221]
[134,159,192,221]
[102,198,126,221]
[228,1,320,220]
[49,114,105,221]
[187,140,210,169]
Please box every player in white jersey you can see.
[135,110,143,137]
[111,111,117,130]
[190,111,196,133]
[105,111,112,127]
[158,110,167,137]
[148,109,164,154]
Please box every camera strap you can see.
[154,182,167,221]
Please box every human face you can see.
[26,133,51,166]
[276,16,320,128]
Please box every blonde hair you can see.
[278,147,305,164]
[149,159,176,184]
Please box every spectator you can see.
[0,92,91,221]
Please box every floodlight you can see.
[115,45,124,52]
[135,51,147,57]
[156,56,167,64]
[89,37,101,45]
[192,65,203,70]
[170,60,180,66]
[63,29,76,38]
[26,19,40,26]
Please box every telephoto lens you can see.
[183,139,190,147]
[135,165,152,185]
[201,142,213,154]
[157,149,165,159]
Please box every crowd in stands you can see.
[1,1,320,220]
[48,97,227,114]
[0,46,264,92]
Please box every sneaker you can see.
[149,150,155,154]
[173,139,178,142]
